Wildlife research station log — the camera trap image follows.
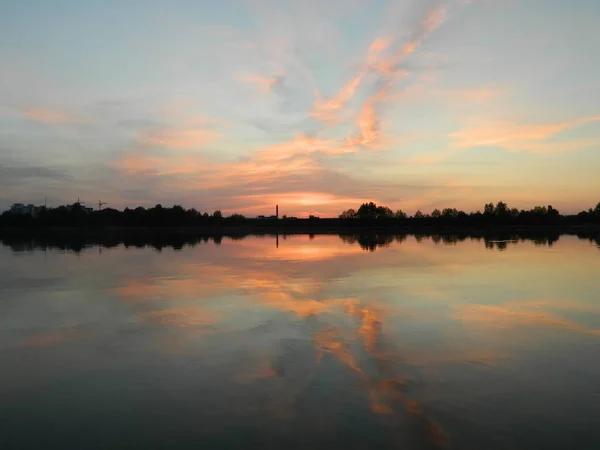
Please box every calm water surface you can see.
[1,235,599,449]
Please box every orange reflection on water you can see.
[20,328,82,348]
[314,299,451,448]
[142,307,219,328]
[105,234,600,449]
[115,266,238,303]
[236,234,364,262]
[454,302,600,337]
[312,327,363,375]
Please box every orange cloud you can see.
[346,99,381,147]
[258,135,352,160]
[368,38,392,54]
[367,6,448,79]
[111,6,457,215]
[311,75,363,123]
[343,5,450,151]
[24,108,76,124]
[450,114,600,153]
[310,35,396,124]
[116,133,348,185]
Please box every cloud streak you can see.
[450,114,600,153]
[138,128,220,150]
[239,74,281,92]
[24,108,77,124]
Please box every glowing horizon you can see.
[1,0,599,217]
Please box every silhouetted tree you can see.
[339,208,357,219]
[357,202,380,219]
[442,208,458,218]
[495,201,509,216]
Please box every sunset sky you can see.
[1,0,599,217]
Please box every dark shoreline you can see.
[1,223,600,236]
[2,224,599,253]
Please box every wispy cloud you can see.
[310,31,401,125]
[239,74,281,92]
[450,114,600,153]
[311,75,363,123]
[341,4,453,149]
[138,128,220,150]
[450,88,505,102]
[346,99,381,147]
[24,108,77,124]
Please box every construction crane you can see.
[98,201,107,211]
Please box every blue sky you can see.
[1,0,599,216]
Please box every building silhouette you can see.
[10,203,41,217]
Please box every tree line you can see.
[1,200,600,228]
[338,201,600,225]
[0,203,242,228]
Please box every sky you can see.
[0,0,599,217]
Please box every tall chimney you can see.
[276,204,279,219]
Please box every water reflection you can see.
[1,230,598,254]
[0,234,599,449]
